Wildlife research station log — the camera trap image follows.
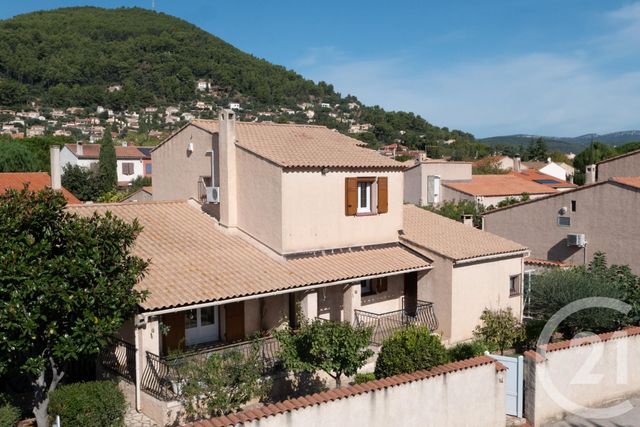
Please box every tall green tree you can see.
[525,137,549,161]
[275,320,373,388]
[0,141,38,172]
[0,188,148,427]
[97,127,117,193]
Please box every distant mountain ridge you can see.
[480,130,640,153]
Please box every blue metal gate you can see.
[489,353,524,418]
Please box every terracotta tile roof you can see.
[401,205,527,262]
[190,119,403,169]
[521,161,546,170]
[611,176,640,190]
[64,144,147,159]
[66,201,430,311]
[597,148,640,165]
[443,174,557,197]
[525,326,640,363]
[524,258,570,267]
[472,155,508,167]
[0,172,80,204]
[510,170,577,189]
[183,355,506,427]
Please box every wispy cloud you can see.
[297,3,640,137]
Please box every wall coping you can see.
[182,355,506,427]
[524,326,640,363]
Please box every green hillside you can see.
[0,7,474,150]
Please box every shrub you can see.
[0,402,20,427]
[374,326,448,379]
[48,381,126,427]
[447,339,496,361]
[353,372,375,384]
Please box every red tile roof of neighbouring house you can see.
[168,120,404,169]
[524,258,570,268]
[67,200,431,311]
[0,172,80,204]
[510,170,577,189]
[611,176,640,190]
[64,144,148,159]
[401,205,528,262]
[442,174,557,197]
[182,355,506,427]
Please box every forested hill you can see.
[0,7,475,150]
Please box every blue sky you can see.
[2,1,640,137]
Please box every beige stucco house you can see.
[403,160,472,205]
[595,148,640,182]
[484,177,640,273]
[71,111,528,424]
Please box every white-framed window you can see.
[357,181,372,213]
[509,275,521,297]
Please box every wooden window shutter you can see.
[377,177,388,213]
[345,178,358,215]
[375,277,388,293]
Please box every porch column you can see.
[343,283,361,324]
[299,291,318,322]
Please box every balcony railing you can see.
[354,300,438,345]
[141,336,280,401]
[99,337,137,383]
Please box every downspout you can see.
[134,315,143,412]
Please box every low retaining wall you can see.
[524,326,640,426]
[184,355,507,427]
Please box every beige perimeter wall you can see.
[234,361,505,427]
[484,182,640,273]
[525,330,640,426]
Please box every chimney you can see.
[77,142,83,156]
[513,155,521,172]
[50,145,61,190]
[585,164,596,184]
[461,214,474,227]
[218,109,238,228]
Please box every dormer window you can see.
[345,177,388,216]
[357,180,372,213]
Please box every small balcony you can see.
[354,299,438,345]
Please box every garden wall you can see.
[183,355,507,427]
[524,326,640,426]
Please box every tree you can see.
[374,326,448,379]
[423,200,485,228]
[177,347,267,420]
[473,308,524,355]
[61,164,102,201]
[525,137,548,161]
[528,253,636,338]
[275,320,373,388]
[97,128,117,194]
[0,188,148,427]
[0,141,38,172]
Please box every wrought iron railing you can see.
[141,336,281,401]
[99,337,137,383]
[354,300,438,345]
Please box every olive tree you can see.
[0,187,148,427]
[275,320,373,388]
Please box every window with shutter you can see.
[122,162,134,176]
[346,176,389,216]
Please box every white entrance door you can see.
[185,306,219,346]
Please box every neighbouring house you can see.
[79,111,527,425]
[441,175,557,207]
[60,143,152,187]
[196,79,210,91]
[484,177,640,273]
[122,186,153,202]
[473,155,517,171]
[509,169,577,192]
[401,205,528,343]
[404,160,472,205]
[0,146,80,204]
[594,148,640,182]
[522,160,575,182]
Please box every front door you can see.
[185,306,219,346]
[224,302,245,342]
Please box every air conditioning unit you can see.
[206,186,220,204]
[566,233,586,247]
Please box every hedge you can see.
[48,381,126,427]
